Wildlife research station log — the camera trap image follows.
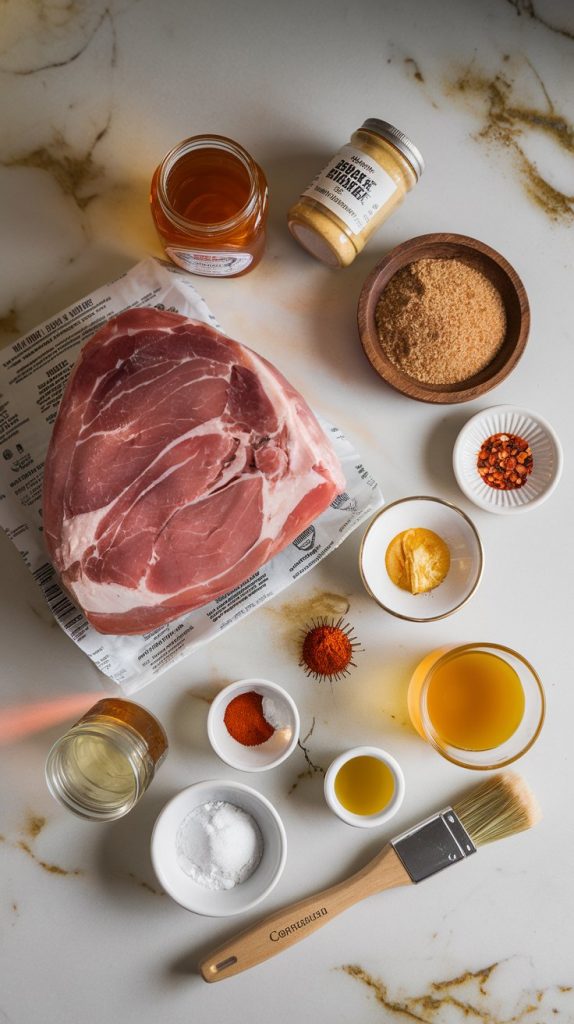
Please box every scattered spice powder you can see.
[223,691,275,747]
[477,432,533,489]
[375,257,507,384]
[300,617,361,682]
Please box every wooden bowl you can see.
[357,233,530,404]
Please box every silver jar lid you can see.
[361,119,425,180]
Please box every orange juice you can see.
[425,650,525,751]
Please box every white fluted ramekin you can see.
[453,405,562,514]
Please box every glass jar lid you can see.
[361,119,425,180]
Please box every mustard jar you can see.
[287,119,424,268]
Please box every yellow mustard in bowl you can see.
[287,119,424,267]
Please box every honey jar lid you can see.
[361,119,425,180]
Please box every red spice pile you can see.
[223,691,274,747]
[300,617,360,682]
[477,432,533,490]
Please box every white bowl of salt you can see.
[151,780,287,916]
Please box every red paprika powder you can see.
[223,691,275,746]
[300,617,361,682]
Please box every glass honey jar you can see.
[150,134,269,277]
[45,698,168,821]
[288,119,424,267]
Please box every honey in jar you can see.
[150,134,268,277]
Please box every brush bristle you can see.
[453,771,541,848]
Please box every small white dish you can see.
[151,780,287,917]
[359,497,483,622]
[453,405,563,514]
[324,746,405,829]
[207,679,300,772]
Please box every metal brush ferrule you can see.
[391,807,476,884]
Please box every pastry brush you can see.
[200,771,540,982]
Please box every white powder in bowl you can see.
[176,800,263,890]
[262,695,287,731]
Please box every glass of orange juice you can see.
[407,643,545,769]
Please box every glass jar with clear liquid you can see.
[45,698,168,821]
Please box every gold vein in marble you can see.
[404,57,424,83]
[5,121,109,210]
[448,64,574,223]
[24,813,46,839]
[0,816,82,876]
[341,962,573,1023]
[2,7,111,76]
[127,872,166,896]
[506,0,574,42]
[17,840,83,877]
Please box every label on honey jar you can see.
[302,144,397,235]
[165,247,253,277]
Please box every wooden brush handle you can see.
[200,845,410,982]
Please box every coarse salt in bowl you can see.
[453,405,563,514]
[151,780,287,917]
[207,679,300,772]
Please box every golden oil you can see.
[334,755,395,815]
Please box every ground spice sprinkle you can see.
[375,257,507,385]
[300,617,361,682]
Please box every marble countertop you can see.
[1,1,573,1021]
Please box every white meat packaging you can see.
[0,258,383,691]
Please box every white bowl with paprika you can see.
[207,678,300,772]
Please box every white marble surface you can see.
[1,1,573,1021]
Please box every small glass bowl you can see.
[407,643,545,770]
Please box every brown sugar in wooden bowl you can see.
[357,233,530,404]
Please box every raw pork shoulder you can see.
[43,308,344,635]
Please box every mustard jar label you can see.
[302,144,397,235]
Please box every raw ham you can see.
[42,308,345,635]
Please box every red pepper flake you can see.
[477,432,533,490]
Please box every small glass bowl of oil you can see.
[408,643,545,770]
[324,746,405,828]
